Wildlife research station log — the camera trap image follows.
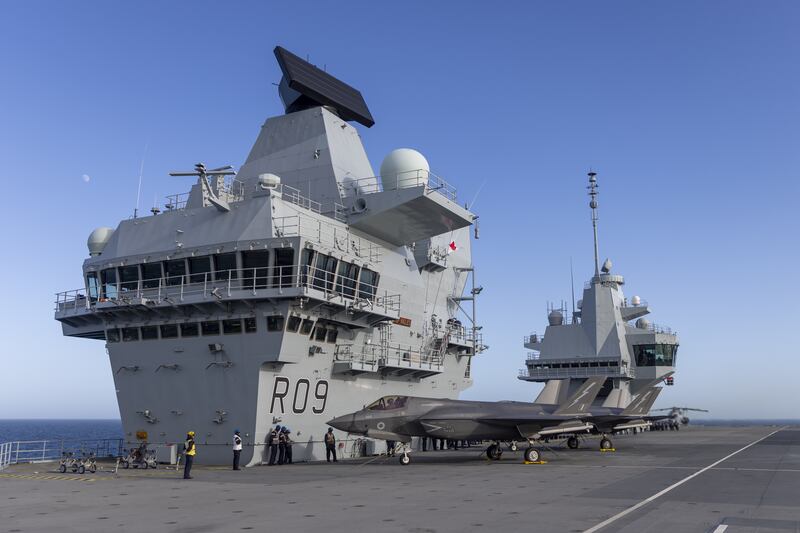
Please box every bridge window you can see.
[633,344,677,367]
[326,328,338,344]
[141,263,162,289]
[242,250,269,289]
[313,324,327,342]
[160,324,178,339]
[367,396,408,411]
[141,325,158,340]
[189,257,211,284]
[300,249,315,285]
[101,268,118,299]
[244,317,257,333]
[273,248,294,288]
[180,322,199,337]
[336,261,359,299]
[201,320,220,336]
[119,265,140,292]
[313,254,338,292]
[87,272,100,302]
[358,268,379,300]
[300,318,314,335]
[223,319,242,334]
[214,253,237,281]
[122,327,139,342]
[165,260,186,286]
[286,315,301,333]
[106,328,120,343]
[267,315,285,332]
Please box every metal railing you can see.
[273,214,382,263]
[519,365,635,379]
[56,266,400,317]
[165,177,246,211]
[334,340,444,372]
[340,169,458,203]
[524,334,544,345]
[0,438,124,470]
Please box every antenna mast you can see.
[588,171,600,277]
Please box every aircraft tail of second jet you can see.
[553,377,606,416]
[621,387,662,416]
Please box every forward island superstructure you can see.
[55,47,484,464]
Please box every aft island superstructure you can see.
[54,47,484,465]
[519,172,679,409]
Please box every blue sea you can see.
[0,419,123,443]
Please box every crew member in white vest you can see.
[232,429,243,470]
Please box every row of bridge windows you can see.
[87,248,379,303]
[105,314,340,344]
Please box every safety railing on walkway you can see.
[0,438,124,470]
[55,266,400,317]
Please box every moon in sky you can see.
[82,174,91,183]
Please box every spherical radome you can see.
[380,148,429,191]
[87,227,114,256]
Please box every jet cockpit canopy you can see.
[367,396,408,411]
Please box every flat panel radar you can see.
[274,46,375,128]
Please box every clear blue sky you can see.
[1,1,797,419]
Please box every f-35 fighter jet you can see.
[328,377,662,464]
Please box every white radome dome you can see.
[258,173,281,189]
[380,148,429,191]
[87,227,114,256]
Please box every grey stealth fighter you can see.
[328,377,663,464]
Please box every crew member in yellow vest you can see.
[183,431,196,479]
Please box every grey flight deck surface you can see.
[2,426,799,533]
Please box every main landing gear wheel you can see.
[486,444,503,461]
[399,454,411,465]
[89,464,96,473]
[567,436,579,449]
[524,448,541,463]
[600,437,613,450]
[78,465,85,475]
[59,464,66,473]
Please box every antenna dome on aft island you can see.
[380,148,429,191]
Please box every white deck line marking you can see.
[583,428,783,533]
[712,525,728,533]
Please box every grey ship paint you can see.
[54,47,482,465]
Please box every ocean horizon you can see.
[1,418,797,444]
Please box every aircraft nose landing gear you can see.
[399,453,411,465]
[599,436,614,451]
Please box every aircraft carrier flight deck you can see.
[2,426,798,533]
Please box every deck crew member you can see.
[277,426,288,465]
[183,431,196,479]
[284,428,293,464]
[324,428,337,462]
[267,425,279,465]
[232,429,242,470]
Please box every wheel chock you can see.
[523,460,548,465]
[599,448,616,452]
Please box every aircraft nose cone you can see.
[327,414,356,433]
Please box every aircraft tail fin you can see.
[553,376,606,416]
[622,387,662,416]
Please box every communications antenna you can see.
[587,171,600,277]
